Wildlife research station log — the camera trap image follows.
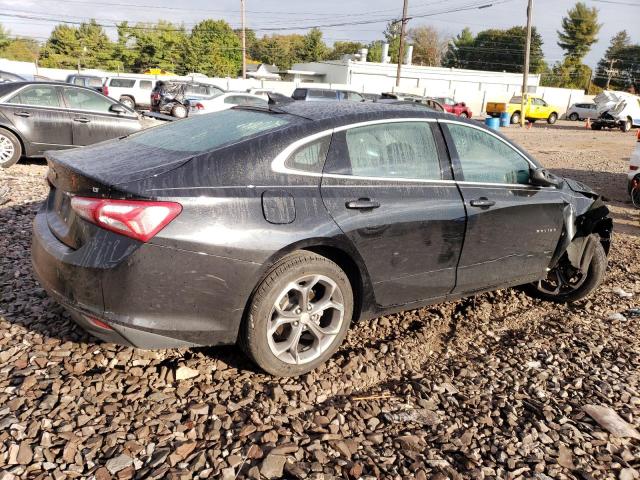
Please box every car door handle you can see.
[346,198,380,210]
[14,111,30,118]
[470,198,496,208]
[73,117,91,123]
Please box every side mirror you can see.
[530,167,563,188]
[109,104,127,114]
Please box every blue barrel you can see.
[485,117,500,130]
[499,111,510,127]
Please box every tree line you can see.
[0,1,637,93]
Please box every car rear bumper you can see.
[32,209,258,349]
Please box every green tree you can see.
[442,26,545,73]
[383,21,402,64]
[0,24,11,51]
[327,41,365,60]
[1,38,40,62]
[249,34,306,69]
[301,28,328,62]
[442,27,475,68]
[39,24,82,68]
[557,2,601,63]
[76,20,116,69]
[594,30,631,89]
[117,21,186,73]
[183,19,242,77]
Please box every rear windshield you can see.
[129,109,291,152]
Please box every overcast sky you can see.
[1,0,638,68]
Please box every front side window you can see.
[63,87,114,112]
[447,124,531,185]
[9,85,61,108]
[342,122,441,180]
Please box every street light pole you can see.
[241,0,247,80]
[520,0,532,128]
[395,0,409,88]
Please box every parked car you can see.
[101,76,157,110]
[379,94,446,112]
[66,74,105,91]
[188,92,268,115]
[0,70,27,84]
[432,97,473,118]
[292,88,365,102]
[629,130,640,205]
[0,82,141,168]
[566,102,598,121]
[362,93,381,101]
[150,81,225,118]
[31,101,612,376]
[591,91,640,132]
[487,95,559,124]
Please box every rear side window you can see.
[139,80,153,90]
[309,90,336,99]
[285,137,330,173]
[129,109,290,153]
[109,78,136,88]
[340,122,441,180]
[447,124,531,185]
[9,85,61,108]
[292,88,307,100]
[63,87,114,112]
[89,77,103,87]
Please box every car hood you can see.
[563,177,598,197]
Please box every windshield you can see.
[130,109,290,153]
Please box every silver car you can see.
[566,102,598,121]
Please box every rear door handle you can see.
[470,198,496,208]
[73,117,91,123]
[346,198,380,210]
[14,111,30,118]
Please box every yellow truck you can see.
[486,95,559,125]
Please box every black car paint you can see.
[31,102,612,348]
[0,82,141,157]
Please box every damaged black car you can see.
[31,102,612,376]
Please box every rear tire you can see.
[240,251,353,377]
[527,238,607,303]
[547,113,558,125]
[510,112,521,124]
[568,112,579,121]
[0,128,22,168]
[459,112,468,118]
[119,96,135,110]
[171,104,188,118]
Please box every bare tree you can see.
[407,26,450,67]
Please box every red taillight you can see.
[70,197,182,242]
[151,92,160,100]
[631,165,639,171]
[102,85,109,96]
[194,102,204,110]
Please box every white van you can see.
[102,77,157,110]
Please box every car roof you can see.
[267,100,447,123]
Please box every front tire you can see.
[547,113,558,124]
[0,128,22,168]
[621,119,632,132]
[171,104,188,118]
[459,112,468,118]
[119,96,135,110]
[240,251,354,376]
[528,237,607,303]
[510,112,521,124]
[568,112,579,121]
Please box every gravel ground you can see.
[1,120,639,480]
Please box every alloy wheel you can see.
[267,274,345,365]
[537,262,588,296]
[0,134,15,163]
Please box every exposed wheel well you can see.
[0,125,26,157]
[302,246,364,322]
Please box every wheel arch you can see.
[0,124,27,157]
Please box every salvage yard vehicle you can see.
[487,95,559,125]
[150,80,225,118]
[591,91,640,132]
[292,88,365,102]
[188,92,267,114]
[101,76,157,110]
[31,102,612,376]
[0,81,141,168]
[566,102,598,121]
[433,97,473,118]
[629,131,640,206]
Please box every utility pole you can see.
[395,0,409,88]
[241,0,247,80]
[605,58,618,89]
[520,0,532,128]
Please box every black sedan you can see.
[31,102,612,376]
[0,81,141,168]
